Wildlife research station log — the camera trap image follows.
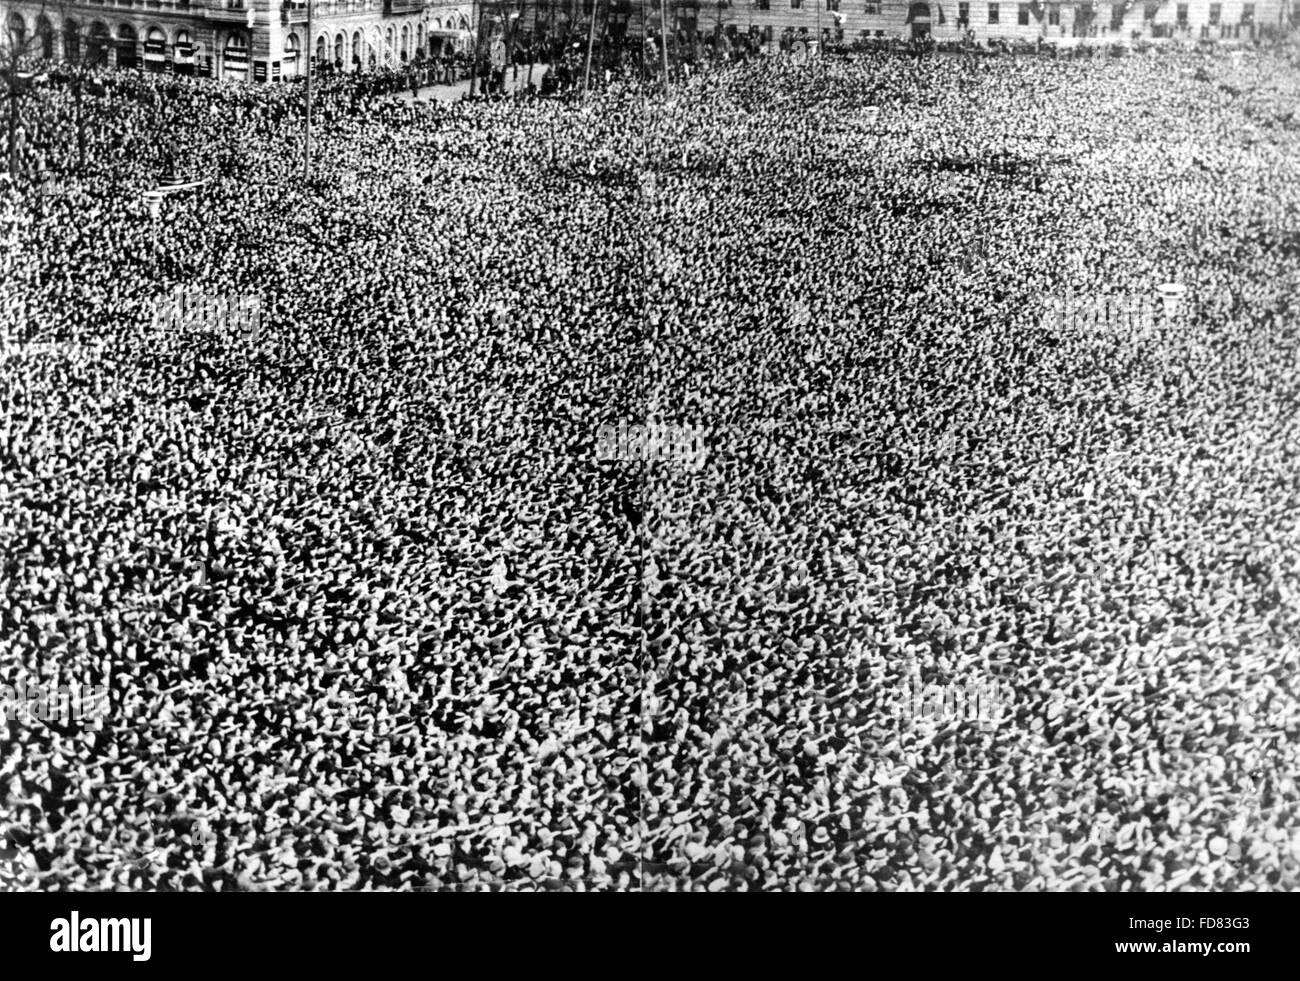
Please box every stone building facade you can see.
[680,0,1290,44]
[3,0,474,81]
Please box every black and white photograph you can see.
[0,0,1297,939]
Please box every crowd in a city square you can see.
[2,36,1298,890]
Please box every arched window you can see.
[36,15,53,59]
[334,32,344,66]
[116,23,138,69]
[223,30,249,79]
[144,25,167,70]
[87,21,111,67]
[351,30,361,68]
[283,32,300,76]
[315,34,326,64]
[174,27,195,73]
[7,12,27,52]
[64,20,81,61]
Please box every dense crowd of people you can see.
[2,37,1298,890]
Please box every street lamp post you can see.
[660,0,670,90]
[305,0,313,181]
[469,0,481,96]
[815,0,821,63]
[582,0,600,98]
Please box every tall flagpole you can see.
[582,0,599,98]
[659,0,670,91]
[304,0,312,180]
[469,0,481,96]
[815,0,821,62]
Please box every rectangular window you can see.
[826,0,840,10]
[1208,2,1220,23]
[958,0,970,22]
[1048,3,1059,24]
[1176,2,1187,23]
[865,0,880,12]
[1018,2,1030,23]
[1241,2,1254,23]
[791,0,802,8]
[988,2,999,23]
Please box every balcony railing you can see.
[274,0,424,15]
[207,0,253,20]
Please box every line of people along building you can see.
[2,0,1292,85]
